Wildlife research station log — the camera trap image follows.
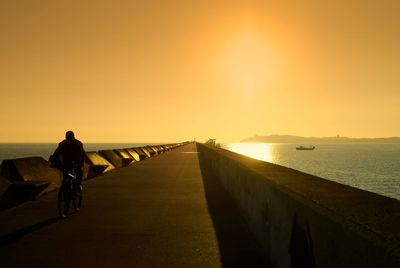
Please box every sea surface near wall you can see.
[222,143,400,200]
[0,143,162,163]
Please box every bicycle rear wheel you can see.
[73,185,83,212]
[57,186,70,218]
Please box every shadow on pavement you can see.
[0,217,60,247]
[197,154,267,267]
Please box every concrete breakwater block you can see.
[158,145,166,152]
[114,149,137,164]
[152,146,162,154]
[80,162,108,180]
[0,176,10,198]
[1,175,51,210]
[0,157,61,194]
[161,145,169,151]
[1,181,50,210]
[124,149,141,162]
[83,163,108,180]
[85,152,115,173]
[98,150,133,168]
[134,147,151,158]
[144,146,157,156]
[0,176,19,210]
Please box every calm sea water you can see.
[222,143,400,201]
[0,143,156,162]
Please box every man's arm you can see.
[50,142,63,167]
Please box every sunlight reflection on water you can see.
[222,143,400,200]
[227,142,274,162]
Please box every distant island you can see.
[241,135,400,143]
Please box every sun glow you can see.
[218,27,278,97]
[227,142,274,162]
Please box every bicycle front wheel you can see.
[57,186,70,218]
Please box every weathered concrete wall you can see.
[197,143,400,268]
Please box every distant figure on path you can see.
[51,131,85,187]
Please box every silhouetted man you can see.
[51,131,85,186]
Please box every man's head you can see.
[65,131,75,140]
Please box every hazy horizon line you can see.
[249,134,400,139]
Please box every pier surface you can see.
[0,144,265,267]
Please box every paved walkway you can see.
[0,144,265,267]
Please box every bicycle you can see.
[57,166,83,218]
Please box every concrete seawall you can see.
[197,143,400,267]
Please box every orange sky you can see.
[1,0,399,142]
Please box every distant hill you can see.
[241,135,400,143]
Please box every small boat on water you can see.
[296,145,315,150]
